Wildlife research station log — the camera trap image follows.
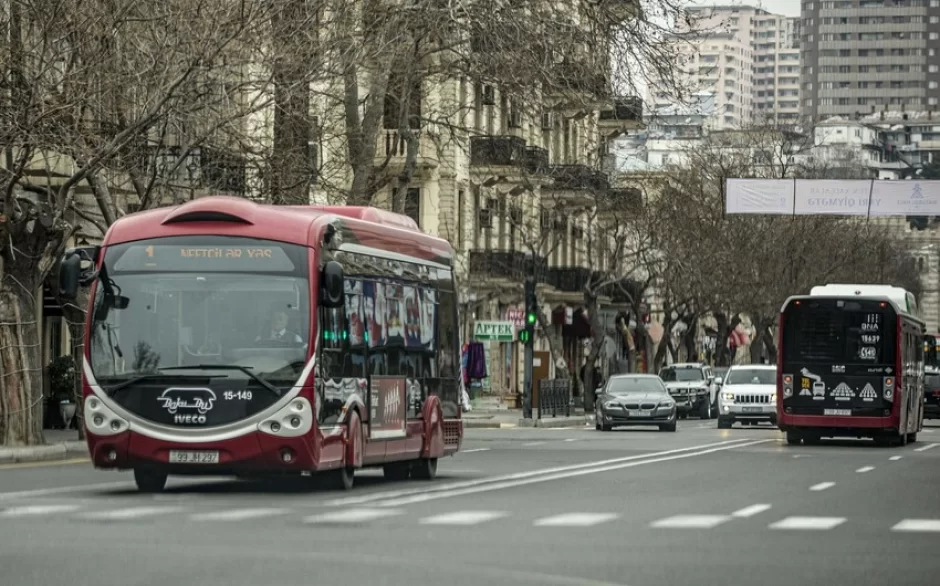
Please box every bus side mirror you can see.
[320,260,344,308]
[59,252,82,300]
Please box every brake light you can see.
[933,390,940,398]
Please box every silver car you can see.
[595,374,678,432]
[717,365,778,428]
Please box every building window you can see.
[404,188,421,227]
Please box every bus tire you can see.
[786,431,802,445]
[134,468,168,493]
[412,457,438,480]
[331,465,355,490]
[907,432,918,444]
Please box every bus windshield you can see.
[88,236,311,417]
[783,300,895,365]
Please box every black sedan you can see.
[595,374,678,432]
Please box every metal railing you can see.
[537,379,572,419]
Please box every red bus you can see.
[777,287,925,447]
[58,196,464,492]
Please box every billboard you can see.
[725,179,940,216]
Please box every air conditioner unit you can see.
[482,85,496,106]
[479,208,493,229]
[541,112,553,130]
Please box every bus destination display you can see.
[113,243,296,272]
[854,312,881,362]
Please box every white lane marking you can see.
[651,514,731,529]
[0,477,223,501]
[564,438,578,442]
[731,504,772,518]
[370,440,771,508]
[522,442,546,447]
[810,482,836,491]
[326,438,757,507]
[0,504,82,518]
[303,508,403,524]
[891,519,940,532]
[440,469,481,474]
[78,506,182,520]
[914,443,938,452]
[534,513,619,527]
[890,456,903,461]
[856,466,875,473]
[460,448,491,453]
[769,517,846,530]
[419,511,507,525]
[191,508,288,522]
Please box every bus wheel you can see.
[412,457,438,480]
[330,465,355,490]
[133,468,168,493]
[907,432,918,444]
[786,431,802,445]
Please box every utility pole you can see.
[522,271,537,419]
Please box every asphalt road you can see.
[2,419,940,586]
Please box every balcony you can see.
[523,146,549,175]
[470,136,526,168]
[548,267,594,293]
[554,60,609,98]
[604,188,643,211]
[377,129,439,173]
[599,97,644,133]
[468,250,548,282]
[549,165,609,191]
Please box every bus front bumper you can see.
[85,428,319,474]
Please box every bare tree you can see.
[650,131,920,367]
[0,0,296,445]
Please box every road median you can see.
[0,441,88,464]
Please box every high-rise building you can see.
[800,0,940,122]
[649,5,800,129]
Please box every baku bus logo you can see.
[157,388,217,416]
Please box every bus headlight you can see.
[259,397,313,437]
[84,395,128,437]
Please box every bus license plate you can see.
[628,410,651,417]
[824,409,851,416]
[168,450,219,464]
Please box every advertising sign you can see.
[369,376,407,439]
[725,179,940,216]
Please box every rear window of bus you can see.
[783,302,894,365]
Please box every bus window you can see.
[783,303,895,365]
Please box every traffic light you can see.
[520,276,536,345]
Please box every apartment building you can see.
[800,0,940,122]
[297,10,650,399]
[651,5,800,129]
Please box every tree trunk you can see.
[536,308,569,381]
[582,290,605,411]
[749,327,764,364]
[0,285,43,445]
[762,324,778,365]
[683,317,699,363]
[62,296,88,440]
[270,0,315,204]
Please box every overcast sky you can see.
[687,0,800,17]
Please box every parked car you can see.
[717,364,777,428]
[658,362,720,419]
[595,374,678,432]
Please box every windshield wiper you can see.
[158,365,283,397]
[105,373,225,397]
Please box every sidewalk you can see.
[463,408,593,429]
[0,429,87,464]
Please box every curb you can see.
[0,441,88,464]
[516,416,593,429]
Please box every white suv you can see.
[717,365,777,428]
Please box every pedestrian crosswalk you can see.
[1,502,939,534]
